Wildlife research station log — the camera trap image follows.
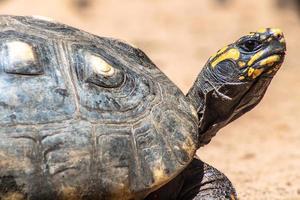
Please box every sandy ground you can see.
[0,0,299,199]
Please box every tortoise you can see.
[0,15,286,200]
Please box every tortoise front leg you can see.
[145,158,237,200]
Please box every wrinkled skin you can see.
[0,15,286,200]
[147,28,286,199]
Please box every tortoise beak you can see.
[247,28,286,79]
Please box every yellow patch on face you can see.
[59,187,80,200]
[248,67,255,77]
[182,138,197,158]
[217,46,228,54]
[252,68,264,78]
[239,76,245,80]
[279,37,285,44]
[247,50,264,66]
[211,48,240,68]
[270,28,283,38]
[257,28,267,33]
[259,55,280,66]
[209,46,228,62]
[260,35,266,40]
[238,61,246,67]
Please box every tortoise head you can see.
[209,28,286,82]
[187,28,286,147]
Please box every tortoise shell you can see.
[0,16,198,199]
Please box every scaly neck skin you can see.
[186,61,272,147]
[187,28,286,148]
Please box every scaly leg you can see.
[145,158,237,200]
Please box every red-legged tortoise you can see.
[0,16,286,200]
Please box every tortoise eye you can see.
[2,41,43,75]
[239,39,262,52]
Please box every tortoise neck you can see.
[186,66,218,147]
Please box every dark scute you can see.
[0,175,21,194]
[0,30,76,125]
[13,16,80,34]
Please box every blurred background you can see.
[0,0,299,199]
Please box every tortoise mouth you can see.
[240,52,285,80]
[251,52,285,69]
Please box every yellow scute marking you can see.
[2,192,25,200]
[6,41,36,64]
[248,67,255,77]
[85,52,115,76]
[152,164,169,186]
[211,48,240,68]
[58,187,80,200]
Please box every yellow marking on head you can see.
[260,35,266,40]
[248,67,255,77]
[257,28,267,33]
[259,55,280,67]
[248,67,264,79]
[270,28,283,38]
[238,61,245,67]
[252,68,264,78]
[247,50,264,66]
[209,46,228,61]
[85,53,115,76]
[239,76,245,80]
[217,46,228,54]
[267,38,272,42]
[211,48,240,68]
[279,37,285,44]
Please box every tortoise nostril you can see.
[275,33,283,40]
[270,28,284,40]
